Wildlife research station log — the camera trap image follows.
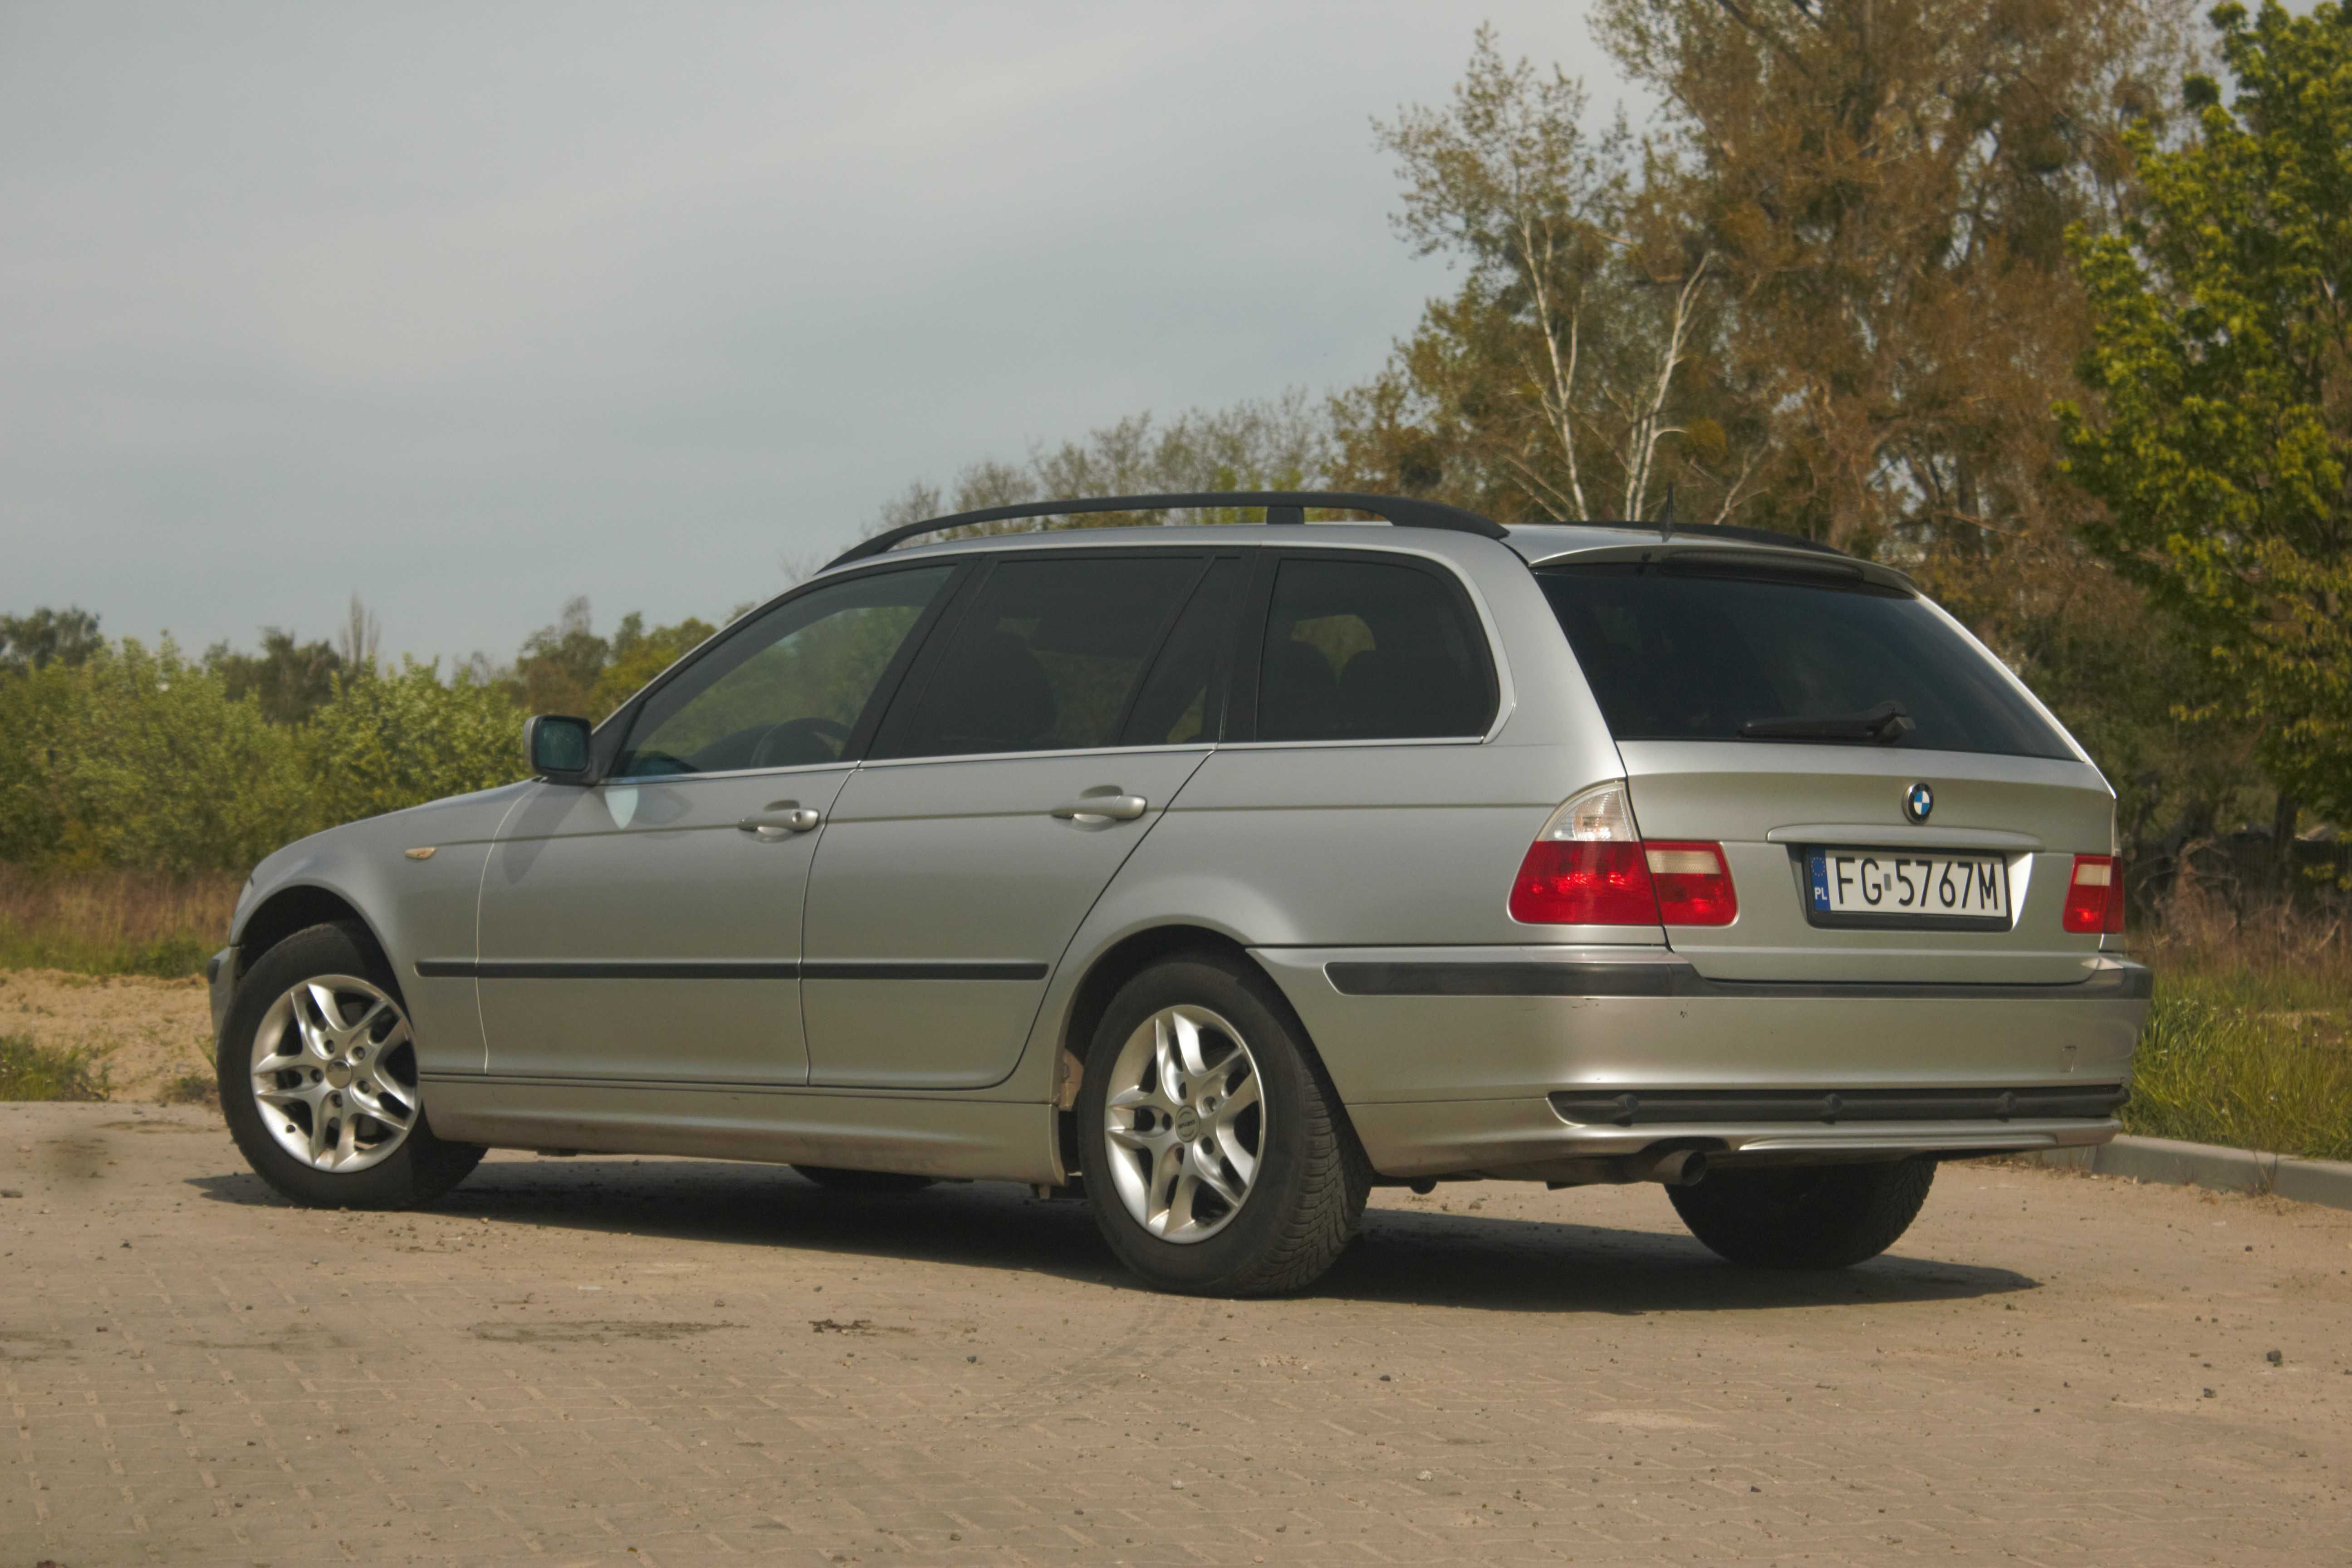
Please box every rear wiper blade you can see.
[1739,700,1916,744]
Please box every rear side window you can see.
[1256,556,1494,741]
[1537,563,2073,759]
[877,555,1207,757]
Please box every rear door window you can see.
[1253,555,1495,741]
[874,554,1210,758]
[1536,561,2073,758]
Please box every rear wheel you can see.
[219,922,485,1210]
[1077,954,1368,1296]
[1667,1158,1935,1269]
[793,1166,935,1195]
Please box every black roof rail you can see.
[825,490,1508,571]
[1566,519,1854,559]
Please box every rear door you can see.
[1537,555,2115,984]
[799,550,1241,1088]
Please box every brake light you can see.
[1508,783,1737,927]
[2061,854,2125,934]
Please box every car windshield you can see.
[1536,561,2073,759]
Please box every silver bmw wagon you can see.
[211,492,2146,1295]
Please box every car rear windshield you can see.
[1536,561,2074,759]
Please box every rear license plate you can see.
[1806,848,2010,927]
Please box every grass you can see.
[0,865,238,978]
[2122,885,2352,1162]
[0,1033,111,1102]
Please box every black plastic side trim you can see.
[1322,959,2153,1001]
[1326,962,1680,997]
[802,961,1048,982]
[1551,1084,2130,1127]
[420,959,1049,982]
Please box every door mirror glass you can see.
[526,714,594,782]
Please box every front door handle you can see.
[738,802,822,838]
[1050,790,1148,824]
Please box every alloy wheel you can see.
[249,975,421,1173]
[1102,1004,1266,1243]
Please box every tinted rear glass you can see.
[1536,563,2073,759]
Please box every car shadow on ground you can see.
[186,1156,2037,1314]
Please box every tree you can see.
[0,607,103,674]
[1585,0,2190,552]
[2060,0,2352,827]
[1335,29,1750,524]
[207,629,346,726]
[510,597,612,717]
[869,391,1334,541]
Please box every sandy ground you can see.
[0,966,213,1102]
[3,1101,2349,1567]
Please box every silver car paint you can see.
[221,521,2147,1183]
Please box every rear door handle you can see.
[1050,791,1148,824]
[738,803,822,838]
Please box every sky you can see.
[0,2,1618,665]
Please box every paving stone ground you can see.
[5,1100,2350,1567]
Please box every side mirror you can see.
[524,715,595,784]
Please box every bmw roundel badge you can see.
[1903,782,1935,824]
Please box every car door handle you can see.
[1050,791,1148,823]
[738,804,822,838]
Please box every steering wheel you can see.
[749,715,851,769]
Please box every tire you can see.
[1077,953,1369,1296]
[793,1166,936,1195]
[1667,1158,1936,1269]
[219,921,485,1210]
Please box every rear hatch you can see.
[1536,550,2117,984]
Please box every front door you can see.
[476,564,957,1085]
[802,551,1242,1088]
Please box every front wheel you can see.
[1667,1159,1936,1269]
[219,921,485,1210]
[1077,954,1368,1296]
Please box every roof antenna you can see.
[1656,482,1676,542]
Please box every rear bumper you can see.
[1250,945,2148,1179]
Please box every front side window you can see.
[1255,556,1494,741]
[877,555,1208,758]
[1536,562,2073,758]
[613,565,953,777]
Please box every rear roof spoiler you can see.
[824,490,1509,571]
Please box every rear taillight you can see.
[2061,854,2125,934]
[1508,783,1737,927]
[1645,842,1739,926]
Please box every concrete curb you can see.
[2027,1134,2352,1210]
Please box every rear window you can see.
[1536,562,2073,759]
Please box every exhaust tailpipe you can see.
[1626,1147,1709,1187]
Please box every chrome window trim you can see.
[855,742,1217,771]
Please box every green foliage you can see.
[2060,1,2352,823]
[590,612,718,720]
[301,659,524,828]
[0,1034,110,1102]
[5,640,314,877]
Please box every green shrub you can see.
[301,659,524,828]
